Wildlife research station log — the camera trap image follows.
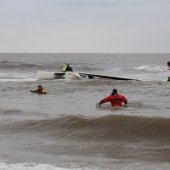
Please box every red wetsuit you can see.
[100,93,127,107]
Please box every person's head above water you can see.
[38,85,43,90]
[112,89,118,95]
[167,61,170,66]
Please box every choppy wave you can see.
[132,65,169,81]
[0,162,87,170]
[0,60,41,69]
[0,72,36,82]
[0,60,65,71]
[4,115,170,142]
[134,65,167,72]
[0,109,23,115]
[0,161,170,170]
[0,60,99,72]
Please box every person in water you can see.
[167,61,170,81]
[62,64,73,72]
[167,61,170,70]
[30,85,46,94]
[99,89,127,107]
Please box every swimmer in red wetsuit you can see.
[99,89,127,107]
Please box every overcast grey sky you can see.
[0,0,170,53]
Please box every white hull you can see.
[38,71,81,80]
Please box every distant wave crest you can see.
[134,65,167,72]
[0,60,42,69]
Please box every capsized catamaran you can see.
[37,71,139,81]
[79,72,138,81]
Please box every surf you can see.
[3,114,170,142]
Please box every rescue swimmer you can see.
[30,85,47,94]
[62,64,73,72]
[98,89,127,107]
[167,61,170,81]
[167,61,170,70]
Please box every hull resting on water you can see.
[37,71,138,81]
[38,71,81,80]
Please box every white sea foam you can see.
[0,72,37,82]
[0,162,92,170]
[0,162,170,170]
[64,72,81,80]
[134,65,167,72]
[0,79,37,82]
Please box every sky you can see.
[0,0,170,53]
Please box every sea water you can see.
[0,53,170,170]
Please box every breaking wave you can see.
[4,114,170,142]
[0,162,86,170]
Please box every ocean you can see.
[0,53,170,170]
